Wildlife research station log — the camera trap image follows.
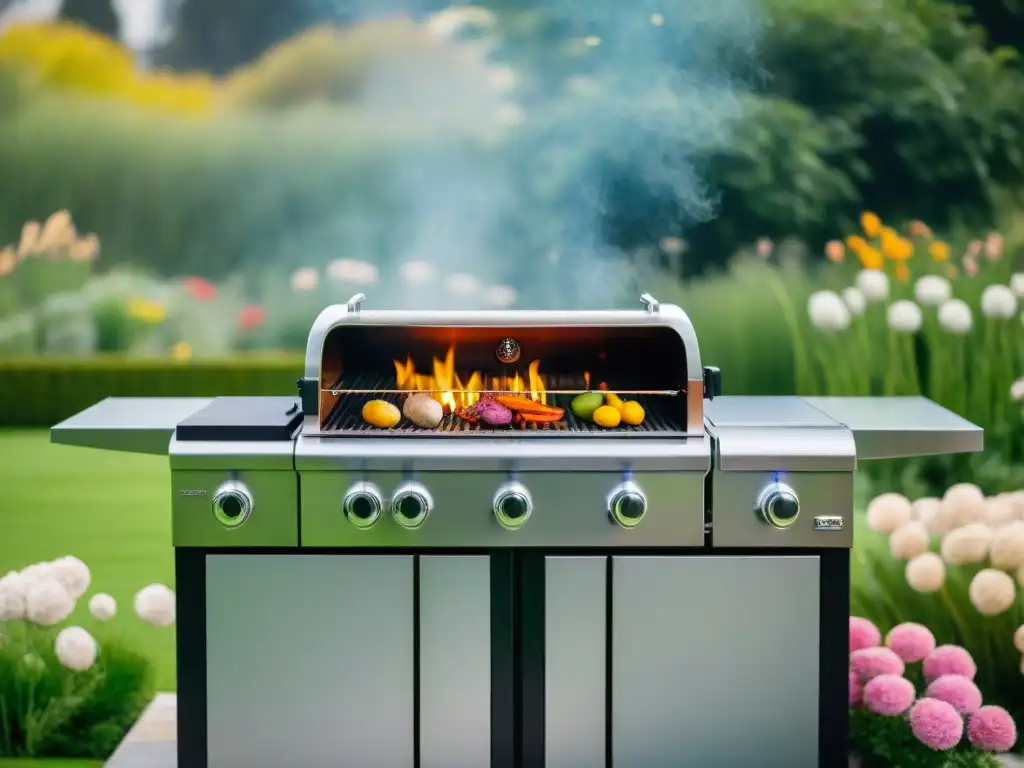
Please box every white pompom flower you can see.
[807,290,851,332]
[444,273,480,296]
[135,584,176,627]
[842,287,866,315]
[867,493,913,533]
[1011,273,1024,298]
[0,571,26,621]
[983,496,1018,528]
[906,552,945,593]
[914,275,952,306]
[887,300,923,333]
[940,523,993,565]
[25,578,74,626]
[326,258,378,285]
[88,593,117,622]
[856,269,890,302]
[980,284,1018,319]
[940,482,985,528]
[969,569,1016,616]
[890,520,930,560]
[398,261,437,284]
[54,626,98,672]
[938,299,973,335]
[19,561,54,587]
[990,521,1024,571]
[49,556,90,600]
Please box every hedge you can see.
[0,355,303,427]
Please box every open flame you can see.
[393,344,548,412]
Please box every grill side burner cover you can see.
[176,397,303,442]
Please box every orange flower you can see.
[881,228,913,261]
[845,235,868,253]
[858,245,884,270]
[894,262,910,283]
[860,211,882,239]
[825,240,845,262]
[907,220,932,238]
[928,241,950,261]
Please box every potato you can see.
[403,393,444,429]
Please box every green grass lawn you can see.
[0,430,176,691]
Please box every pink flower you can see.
[850,647,905,682]
[238,305,265,332]
[850,616,882,652]
[849,669,863,707]
[862,674,915,716]
[885,622,936,662]
[910,698,965,750]
[183,277,217,301]
[967,706,1017,752]
[923,645,977,683]
[925,675,982,716]
[755,237,773,258]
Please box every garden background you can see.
[0,0,1023,764]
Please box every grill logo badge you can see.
[814,516,843,531]
[179,489,208,497]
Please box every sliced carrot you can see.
[518,411,563,423]
[493,395,564,417]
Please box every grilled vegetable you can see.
[604,392,625,412]
[403,393,444,429]
[619,401,645,426]
[571,392,604,421]
[494,395,564,418]
[518,411,562,423]
[478,401,514,426]
[592,405,621,428]
[362,399,401,428]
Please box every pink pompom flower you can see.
[863,674,915,716]
[925,675,982,716]
[850,616,882,652]
[968,706,1017,752]
[849,669,864,707]
[850,647,905,682]
[923,645,977,682]
[910,698,965,750]
[885,622,936,662]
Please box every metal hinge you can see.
[640,293,660,314]
[346,293,366,314]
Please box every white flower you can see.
[940,522,993,565]
[659,236,686,256]
[890,521,930,560]
[398,261,437,284]
[1011,273,1024,298]
[867,493,913,533]
[807,290,851,332]
[326,259,378,285]
[983,496,1019,528]
[906,552,945,593]
[938,299,973,335]
[54,626,98,671]
[1012,378,1024,401]
[856,269,890,301]
[0,571,26,621]
[981,284,1018,319]
[886,300,923,333]
[134,584,175,627]
[445,273,481,296]
[969,568,1016,616]
[49,556,90,600]
[912,497,941,529]
[584,35,602,47]
[842,287,866,315]
[487,66,517,91]
[88,593,117,622]
[289,268,318,292]
[914,275,952,306]
[25,578,74,626]
[990,521,1024,571]
[20,561,53,586]
[939,482,985,528]
[650,12,665,26]
[483,284,517,308]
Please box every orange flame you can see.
[393,344,548,412]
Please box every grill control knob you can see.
[343,482,383,529]
[391,482,433,529]
[493,481,533,530]
[757,482,800,529]
[212,481,254,528]
[607,480,648,528]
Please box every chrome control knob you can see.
[607,480,648,528]
[757,482,800,529]
[343,482,383,529]
[212,481,254,528]
[391,481,433,529]
[493,481,533,530]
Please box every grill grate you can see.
[321,375,686,438]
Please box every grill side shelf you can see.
[50,397,214,456]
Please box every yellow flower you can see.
[127,297,167,324]
[845,235,868,253]
[881,230,914,261]
[928,241,950,262]
[860,211,882,239]
[858,245,884,270]
[171,341,192,361]
[894,262,910,283]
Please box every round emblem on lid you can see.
[496,337,521,364]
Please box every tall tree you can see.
[60,0,119,38]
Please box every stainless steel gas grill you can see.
[51,293,984,768]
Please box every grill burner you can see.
[322,374,684,437]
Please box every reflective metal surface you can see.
[606,480,648,529]
[390,480,432,529]
[211,480,254,529]
[756,481,800,530]
[611,556,820,768]
[492,480,533,530]
[342,481,384,530]
[50,397,212,455]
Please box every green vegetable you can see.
[570,391,604,421]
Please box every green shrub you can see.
[0,623,154,759]
[0,355,302,427]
